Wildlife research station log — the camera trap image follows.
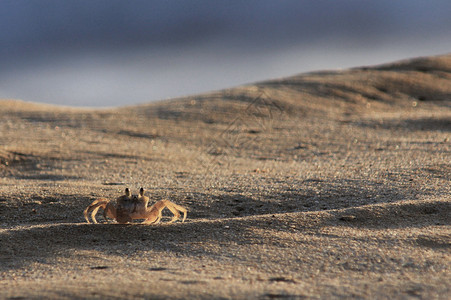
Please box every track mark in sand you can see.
[148,267,168,271]
[179,280,207,285]
[90,265,110,270]
[263,293,307,299]
[267,277,297,283]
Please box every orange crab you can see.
[84,188,187,224]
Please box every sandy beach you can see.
[1,54,450,299]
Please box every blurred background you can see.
[0,0,450,107]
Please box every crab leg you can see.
[83,198,115,223]
[141,200,187,224]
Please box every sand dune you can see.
[1,54,450,299]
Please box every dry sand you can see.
[0,54,450,299]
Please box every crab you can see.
[84,188,187,224]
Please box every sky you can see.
[0,0,450,107]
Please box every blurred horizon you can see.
[1,0,451,107]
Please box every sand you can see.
[0,54,450,299]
